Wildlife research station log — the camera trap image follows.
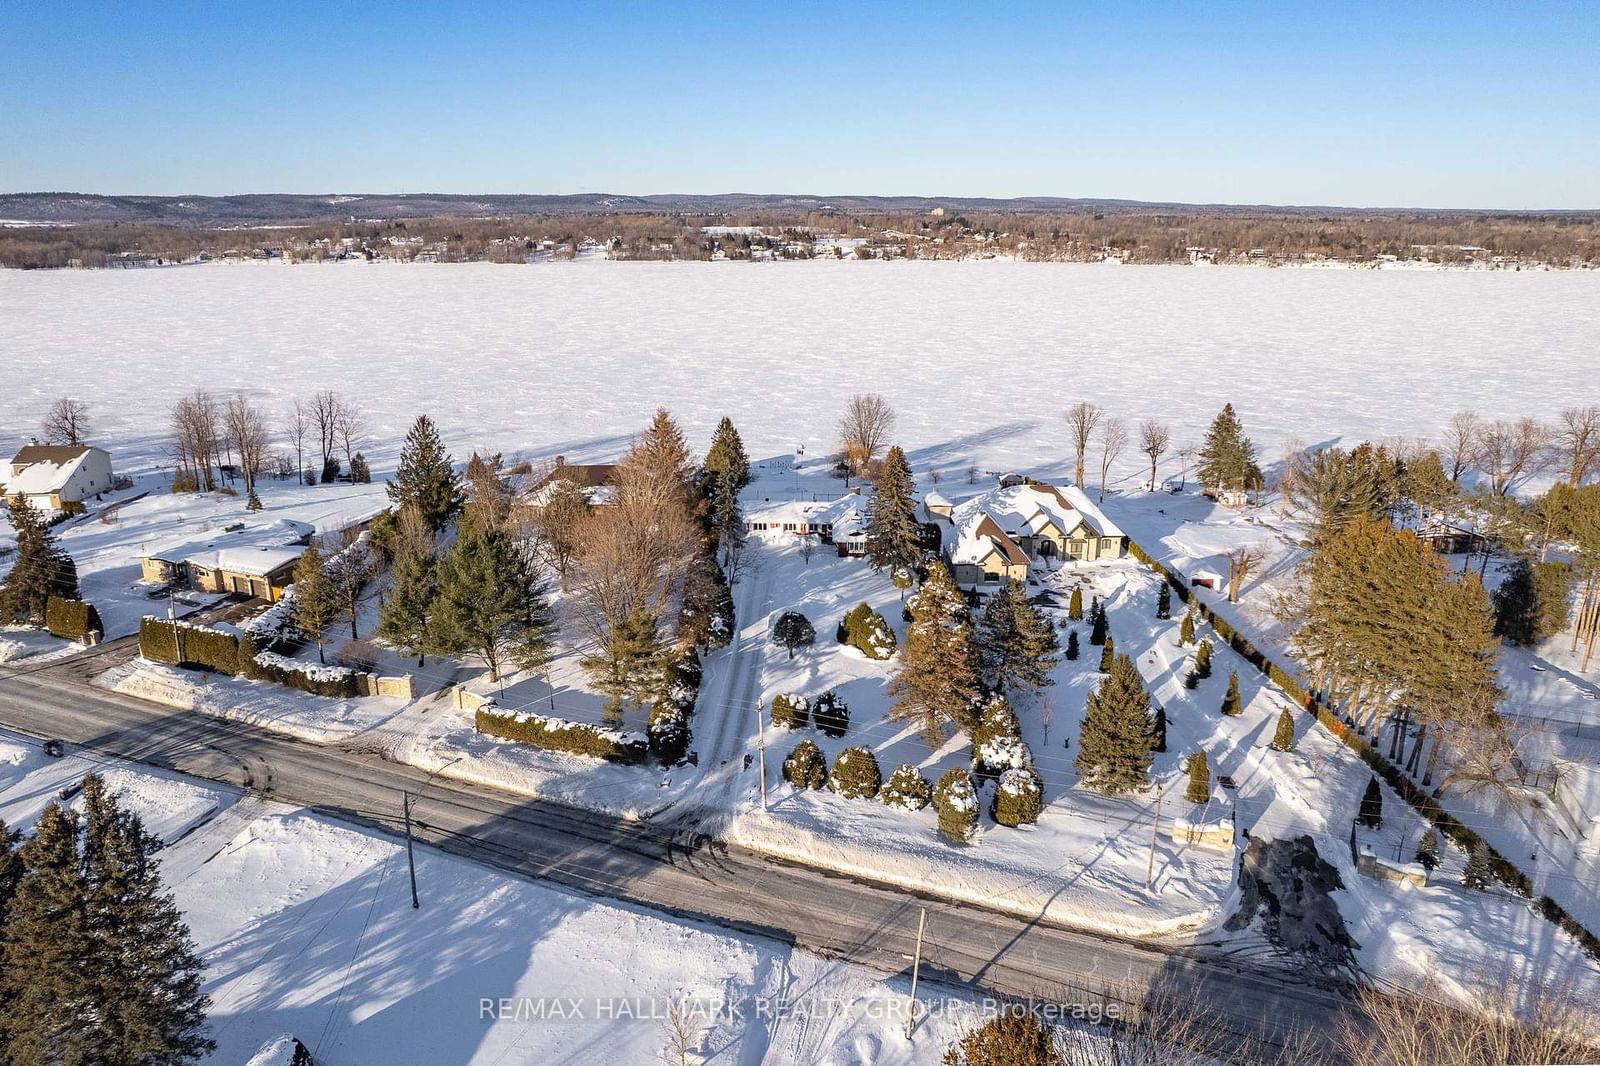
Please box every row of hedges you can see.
[1126,535,1600,960]
[246,646,363,698]
[45,596,102,643]
[477,705,648,765]
[648,650,702,764]
[140,614,366,698]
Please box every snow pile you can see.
[0,638,22,664]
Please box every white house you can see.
[745,493,869,556]
[939,480,1126,587]
[3,444,115,513]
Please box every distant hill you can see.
[4,190,1581,227]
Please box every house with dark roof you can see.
[528,456,621,506]
[939,480,1126,586]
[3,443,114,513]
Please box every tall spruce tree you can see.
[0,804,98,1064]
[711,467,745,568]
[1178,607,1196,646]
[702,416,751,493]
[976,579,1059,696]
[889,562,981,743]
[79,778,214,1063]
[1462,842,1493,889]
[0,498,79,625]
[1156,581,1171,619]
[865,446,922,573]
[387,414,462,532]
[582,607,666,720]
[377,531,437,667]
[1075,653,1157,794]
[1088,599,1108,645]
[289,542,335,664]
[1358,777,1383,828]
[430,525,554,683]
[1196,403,1260,495]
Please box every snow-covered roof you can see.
[147,519,313,577]
[746,494,867,535]
[948,482,1123,544]
[923,490,951,508]
[3,445,99,497]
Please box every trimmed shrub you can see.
[972,695,1021,750]
[1358,776,1383,829]
[973,735,1031,786]
[45,596,102,643]
[1185,752,1210,803]
[1220,671,1242,715]
[248,650,363,698]
[828,746,882,799]
[992,767,1044,827]
[839,602,897,660]
[782,739,827,789]
[933,768,978,844]
[1149,705,1167,753]
[812,690,850,737]
[880,764,932,811]
[477,705,648,764]
[1194,639,1213,679]
[139,616,240,675]
[1270,706,1295,751]
[770,693,810,730]
[1064,629,1079,660]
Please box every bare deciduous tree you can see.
[527,471,590,592]
[1225,544,1266,603]
[659,998,702,1066]
[1556,405,1600,486]
[1065,401,1103,488]
[1139,419,1170,492]
[1097,416,1127,502]
[838,393,894,478]
[335,398,367,473]
[1442,411,1481,483]
[170,389,222,492]
[284,399,310,484]
[222,392,271,508]
[309,390,343,479]
[326,529,375,640]
[1475,417,1551,495]
[41,397,91,446]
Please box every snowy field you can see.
[2,260,1597,485]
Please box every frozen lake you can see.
[2,260,1595,480]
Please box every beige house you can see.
[140,519,312,602]
[4,444,115,513]
[942,480,1126,586]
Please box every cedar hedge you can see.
[648,649,701,764]
[770,693,809,730]
[139,616,240,675]
[477,705,648,764]
[45,596,102,643]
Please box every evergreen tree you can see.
[349,452,371,484]
[1493,558,1570,647]
[79,779,214,1063]
[1067,586,1083,620]
[1178,607,1196,646]
[1064,628,1080,661]
[376,532,437,667]
[991,767,1044,827]
[0,498,79,625]
[0,804,98,1063]
[782,740,827,790]
[1185,751,1211,803]
[880,764,932,811]
[387,414,462,532]
[1156,582,1171,619]
[1358,776,1383,829]
[1149,705,1167,753]
[0,819,20,932]
[1075,653,1157,794]
[583,607,666,721]
[933,769,979,844]
[1194,638,1213,678]
[976,579,1059,695]
[1462,841,1493,889]
[1196,402,1261,495]
[1414,831,1440,872]
[828,747,882,799]
[1220,671,1242,715]
[430,525,554,683]
[711,466,745,567]
[864,445,922,572]
[461,451,512,535]
[1088,599,1108,645]
[289,542,335,664]
[1098,634,1115,672]
[629,408,698,505]
[890,562,982,742]
[1270,706,1295,751]
[772,611,816,659]
[702,416,751,493]
[942,1012,1063,1066]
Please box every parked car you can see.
[42,739,65,758]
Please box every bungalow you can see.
[940,480,1126,586]
[4,443,115,513]
[140,519,313,601]
[745,493,869,555]
[528,456,620,507]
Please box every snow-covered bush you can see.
[782,739,827,790]
[770,693,810,730]
[811,690,850,737]
[649,650,701,764]
[971,695,1020,750]
[679,555,734,652]
[992,767,1044,827]
[240,587,301,649]
[828,746,882,800]
[477,705,648,765]
[880,764,932,811]
[247,649,363,698]
[973,734,1032,786]
[838,602,897,660]
[933,769,978,844]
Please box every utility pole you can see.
[904,907,927,1039]
[403,791,419,909]
[755,701,768,811]
[1145,791,1162,891]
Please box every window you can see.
[984,572,1000,583]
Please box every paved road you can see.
[0,654,1354,1052]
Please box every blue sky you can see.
[2,1,1595,208]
